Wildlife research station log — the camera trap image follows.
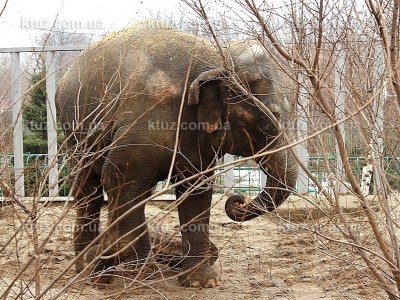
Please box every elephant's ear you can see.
[188,69,227,133]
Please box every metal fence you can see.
[1,154,399,197]
[307,155,400,194]
[0,154,69,197]
[213,166,264,195]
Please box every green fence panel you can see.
[307,156,400,192]
[0,154,69,197]
[1,154,399,197]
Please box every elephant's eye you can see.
[257,117,270,129]
[257,116,269,125]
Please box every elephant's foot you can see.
[74,246,101,274]
[81,245,117,285]
[79,237,152,285]
[151,231,219,270]
[178,265,219,288]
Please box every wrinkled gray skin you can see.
[56,25,298,288]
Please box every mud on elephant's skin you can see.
[56,23,298,288]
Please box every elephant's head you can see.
[188,41,299,222]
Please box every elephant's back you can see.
[90,24,222,85]
[56,23,221,146]
[57,23,221,106]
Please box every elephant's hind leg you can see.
[86,155,154,284]
[73,174,104,273]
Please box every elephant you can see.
[56,23,298,288]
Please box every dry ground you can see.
[0,195,388,299]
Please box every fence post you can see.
[45,51,59,197]
[297,83,309,194]
[11,52,25,197]
[370,48,386,196]
[260,168,267,192]
[224,154,235,194]
[334,43,346,193]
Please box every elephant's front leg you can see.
[176,185,219,287]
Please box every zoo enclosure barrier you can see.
[0,46,87,198]
[0,154,70,197]
[1,154,399,197]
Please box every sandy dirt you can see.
[0,195,387,299]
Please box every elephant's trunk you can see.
[225,145,298,222]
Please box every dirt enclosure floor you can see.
[0,195,389,299]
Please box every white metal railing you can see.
[1,46,87,197]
